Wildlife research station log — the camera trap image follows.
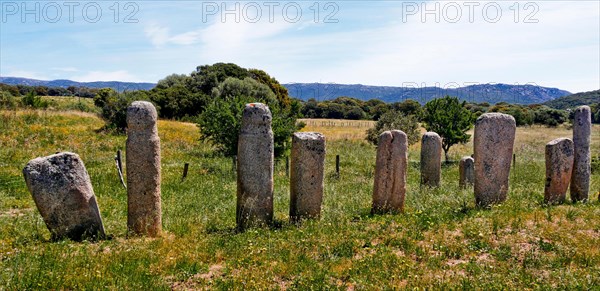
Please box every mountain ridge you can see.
[0,76,573,104]
[284,83,571,104]
[543,90,600,109]
[0,76,155,91]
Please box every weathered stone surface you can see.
[570,105,591,202]
[459,156,475,188]
[544,138,574,204]
[473,113,516,207]
[237,103,274,229]
[372,130,408,214]
[126,101,162,236]
[420,132,442,187]
[23,152,105,240]
[290,132,326,222]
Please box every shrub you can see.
[0,91,17,109]
[365,110,420,146]
[532,106,568,127]
[197,77,303,157]
[21,91,48,109]
[592,156,599,174]
[93,88,149,132]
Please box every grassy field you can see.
[1,103,599,289]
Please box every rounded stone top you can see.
[460,156,474,162]
[241,103,272,127]
[26,151,80,168]
[547,137,572,146]
[379,130,407,144]
[293,132,324,141]
[574,105,591,113]
[476,112,516,125]
[423,132,441,139]
[127,101,158,130]
[389,130,407,137]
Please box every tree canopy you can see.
[422,96,475,162]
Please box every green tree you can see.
[197,77,302,157]
[189,63,250,95]
[422,96,475,162]
[392,99,423,120]
[149,74,206,120]
[365,110,420,146]
[249,69,291,107]
[300,98,322,118]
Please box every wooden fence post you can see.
[181,163,189,182]
[115,150,126,189]
[335,155,340,178]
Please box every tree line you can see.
[1,63,598,162]
[300,96,600,127]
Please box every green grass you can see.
[0,106,599,289]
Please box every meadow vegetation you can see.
[0,97,599,289]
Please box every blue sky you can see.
[1,1,599,93]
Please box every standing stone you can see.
[372,130,408,214]
[459,156,475,188]
[22,152,105,241]
[237,103,274,229]
[290,132,326,223]
[127,101,162,237]
[473,113,516,207]
[570,105,591,202]
[544,138,574,204]
[420,132,442,187]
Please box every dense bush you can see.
[21,91,49,109]
[300,97,422,121]
[0,91,17,109]
[592,155,599,174]
[489,103,533,126]
[465,102,490,118]
[531,105,568,127]
[591,103,600,124]
[365,110,420,146]
[149,74,206,119]
[198,77,302,157]
[93,88,142,132]
[391,99,424,120]
[0,83,95,98]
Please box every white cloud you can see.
[144,23,170,47]
[144,18,293,51]
[261,1,600,93]
[1,70,49,80]
[51,67,79,72]
[72,70,144,82]
[3,1,597,92]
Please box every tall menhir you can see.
[237,103,274,230]
[126,101,162,237]
[570,105,591,202]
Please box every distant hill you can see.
[1,76,573,105]
[0,77,156,92]
[283,83,571,105]
[543,89,600,109]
